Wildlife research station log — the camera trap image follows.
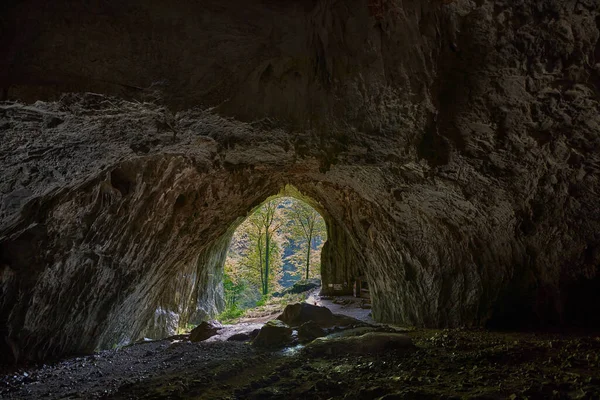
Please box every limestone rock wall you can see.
[0,0,599,363]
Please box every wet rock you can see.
[189,321,222,342]
[297,321,326,343]
[252,320,293,348]
[277,303,335,328]
[303,332,414,356]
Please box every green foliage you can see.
[282,199,327,280]
[223,271,246,309]
[218,305,245,323]
[255,294,271,307]
[222,196,327,318]
[177,323,196,335]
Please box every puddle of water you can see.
[280,344,305,356]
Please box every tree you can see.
[234,199,284,296]
[222,197,327,315]
[284,199,327,279]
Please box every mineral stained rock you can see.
[1,0,600,363]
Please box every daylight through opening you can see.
[220,197,327,322]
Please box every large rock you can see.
[277,303,336,328]
[303,332,415,356]
[189,320,222,342]
[252,320,293,348]
[226,333,251,342]
[297,321,327,343]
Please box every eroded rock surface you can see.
[0,0,600,363]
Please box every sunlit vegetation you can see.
[220,197,326,320]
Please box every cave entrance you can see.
[220,195,327,321]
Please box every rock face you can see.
[1,0,600,363]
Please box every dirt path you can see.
[308,291,374,324]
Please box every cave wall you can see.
[1,0,600,362]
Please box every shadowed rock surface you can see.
[303,332,415,356]
[277,303,336,328]
[0,0,600,364]
[297,321,327,343]
[189,321,222,343]
[252,320,293,348]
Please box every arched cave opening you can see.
[1,95,599,369]
[2,0,600,396]
[220,193,328,321]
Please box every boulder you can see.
[227,332,251,342]
[303,332,415,356]
[297,320,326,343]
[252,320,293,348]
[277,303,335,328]
[249,328,261,339]
[189,320,222,342]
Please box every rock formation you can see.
[1,0,599,363]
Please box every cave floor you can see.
[2,328,599,399]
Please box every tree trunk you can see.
[258,236,264,295]
[264,232,270,295]
[305,233,312,279]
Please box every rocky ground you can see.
[2,298,599,399]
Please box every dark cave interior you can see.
[1,0,600,398]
